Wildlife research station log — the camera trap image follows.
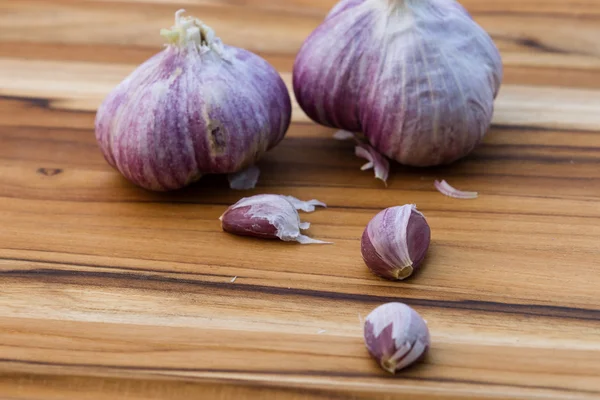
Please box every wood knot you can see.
[37,168,63,177]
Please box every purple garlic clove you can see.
[293,0,503,177]
[95,10,291,191]
[361,205,430,280]
[364,302,430,374]
[220,194,330,244]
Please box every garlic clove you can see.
[363,302,430,374]
[293,0,503,176]
[228,165,261,190]
[220,194,330,244]
[361,205,431,280]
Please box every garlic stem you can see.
[160,9,223,55]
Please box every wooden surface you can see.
[1,0,600,399]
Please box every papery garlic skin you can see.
[293,0,503,167]
[220,194,329,244]
[361,205,430,280]
[95,10,291,191]
[434,179,478,199]
[364,302,430,374]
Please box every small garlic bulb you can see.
[220,194,329,244]
[293,0,503,179]
[95,10,291,191]
[364,302,430,374]
[361,205,430,280]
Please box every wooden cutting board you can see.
[1,1,599,399]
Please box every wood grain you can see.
[1,0,600,399]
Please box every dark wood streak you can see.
[37,168,63,177]
[0,373,354,400]
[491,35,581,56]
[1,95,51,109]
[514,37,582,56]
[0,95,91,114]
[1,251,358,280]
[480,143,600,152]
[489,124,597,133]
[25,0,331,19]
[465,153,600,164]
[0,255,234,279]
[0,358,597,395]
[2,268,599,322]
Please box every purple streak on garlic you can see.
[95,10,291,191]
[220,194,329,244]
[293,0,503,171]
[361,205,430,280]
[364,302,430,374]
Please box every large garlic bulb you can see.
[96,10,291,191]
[293,0,502,172]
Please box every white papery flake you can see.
[355,143,390,184]
[228,165,261,190]
[333,130,356,141]
[434,179,478,199]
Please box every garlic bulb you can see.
[95,10,291,191]
[364,302,430,373]
[293,0,503,180]
[220,194,329,244]
[361,205,431,280]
